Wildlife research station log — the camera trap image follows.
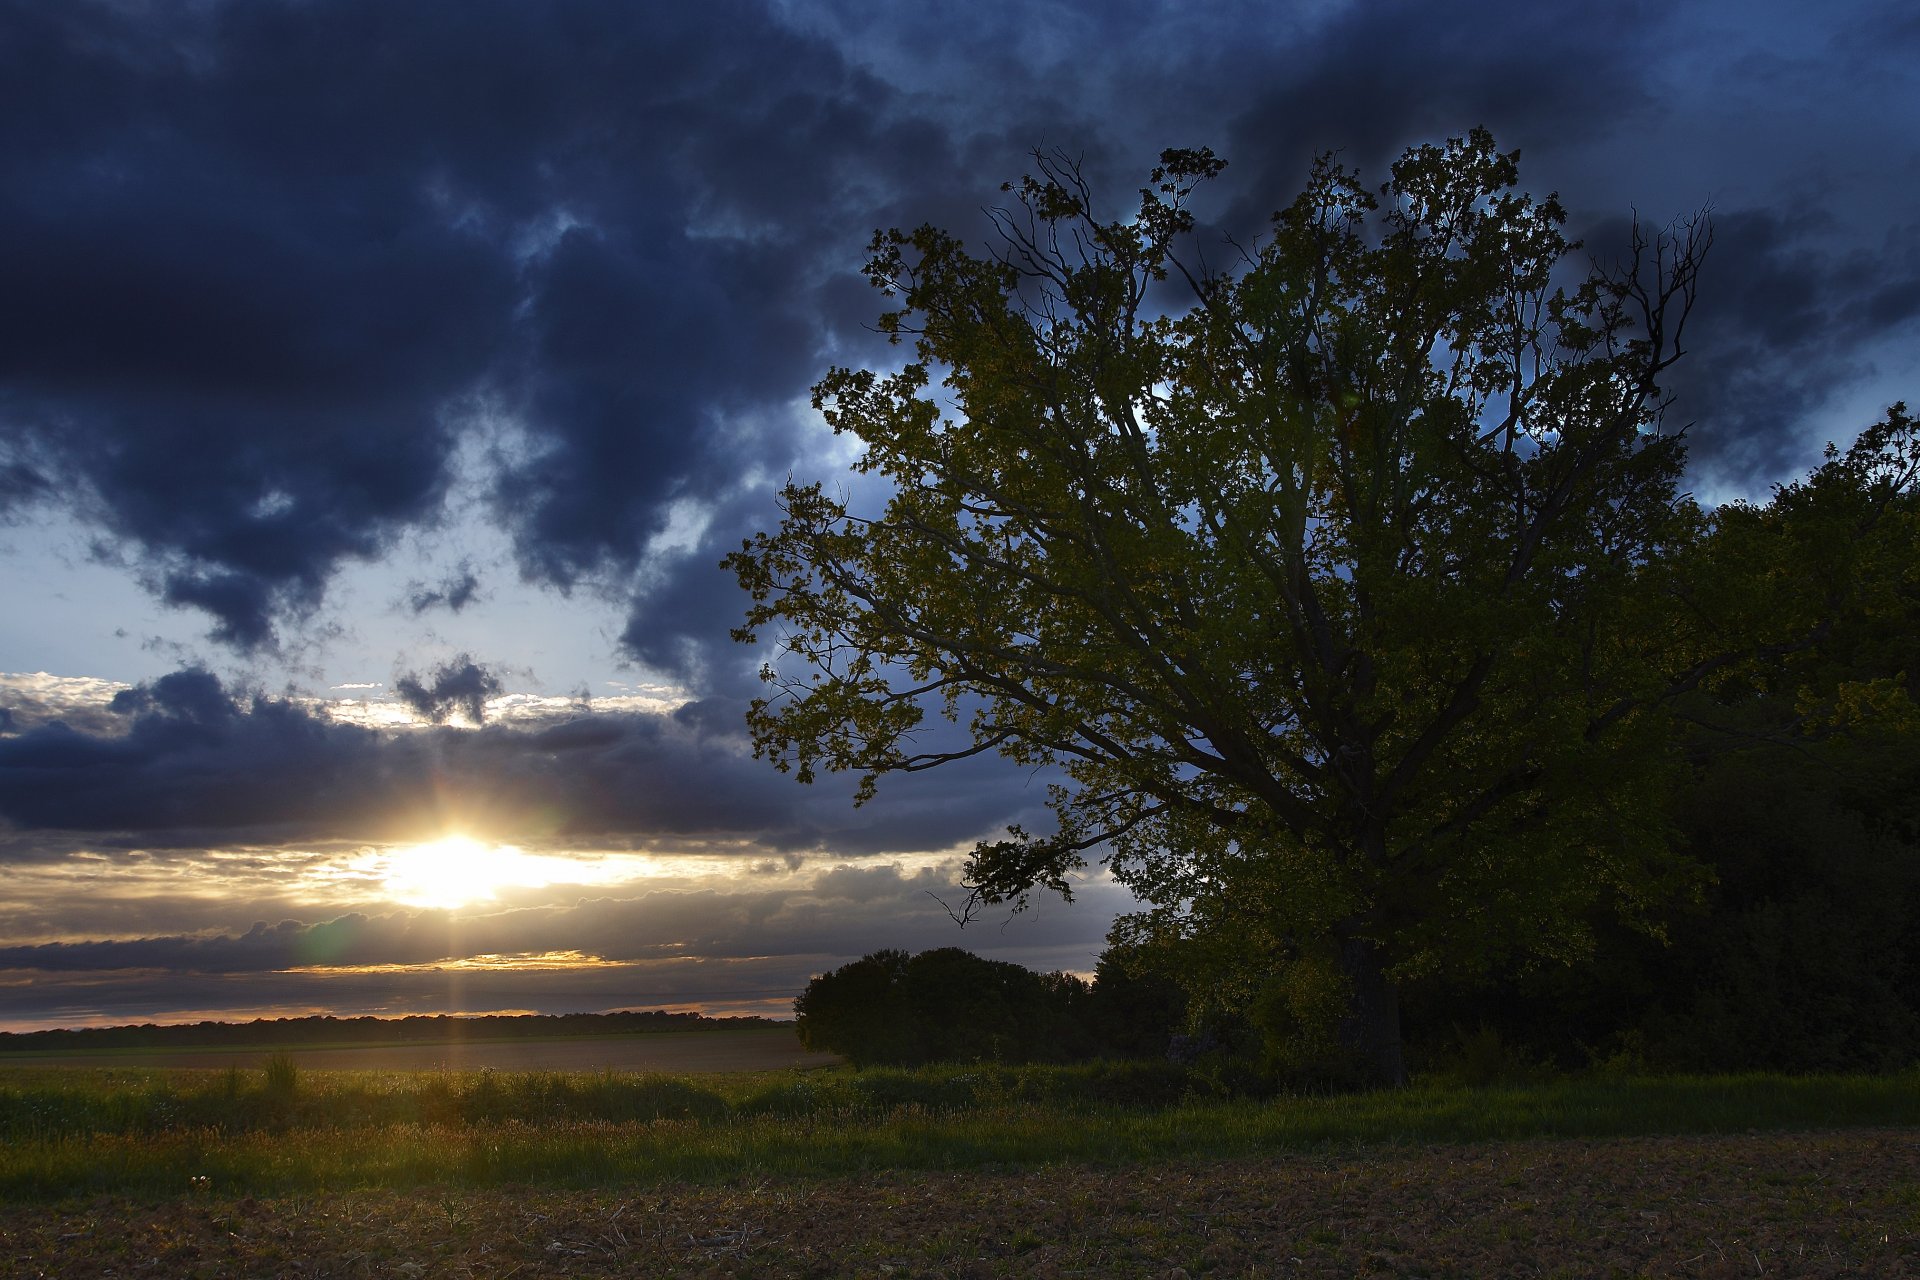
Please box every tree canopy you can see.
[793,947,1102,1067]
[728,130,1901,1086]
[1400,411,1920,1075]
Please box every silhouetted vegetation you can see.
[1395,674,1920,1078]
[0,1009,774,1054]
[727,129,1761,1091]
[1390,419,1920,1079]
[730,122,1920,1089]
[793,947,1190,1067]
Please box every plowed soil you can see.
[5,1128,1916,1278]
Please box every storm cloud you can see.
[393,655,503,725]
[0,861,1115,976]
[0,860,1124,1028]
[1,0,1911,668]
[0,670,1049,856]
[403,565,482,617]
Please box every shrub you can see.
[796,948,1101,1067]
[262,1053,299,1097]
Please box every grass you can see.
[0,1023,817,1073]
[0,1059,1915,1202]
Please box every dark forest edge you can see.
[791,403,1920,1086]
[0,1009,780,1055]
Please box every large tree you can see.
[729,131,1718,1086]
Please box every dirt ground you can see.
[4,1128,1915,1278]
[0,1027,837,1074]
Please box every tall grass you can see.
[262,1052,299,1097]
[1,1060,1914,1202]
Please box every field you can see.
[2,1060,1916,1277]
[0,1025,836,1074]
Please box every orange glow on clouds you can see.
[279,949,621,975]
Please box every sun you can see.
[380,835,559,910]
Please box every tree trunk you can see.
[1337,934,1407,1088]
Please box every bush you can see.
[262,1053,299,1097]
[1082,1060,1192,1109]
[794,949,916,1066]
[795,948,1098,1067]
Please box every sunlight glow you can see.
[289,839,844,912]
[379,835,574,909]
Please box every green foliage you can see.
[1396,417,1919,1073]
[795,948,1100,1067]
[261,1052,299,1097]
[731,130,1724,1085]
[1429,1024,1551,1087]
[793,948,915,1066]
[728,1060,1195,1115]
[0,1067,738,1143]
[1085,950,1188,1059]
[1637,711,1920,1071]
[1246,948,1352,1081]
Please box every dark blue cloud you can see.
[403,564,482,616]
[107,667,236,726]
[0,669,1048,857]
[0,0,1914,679]
[0,2,523,648]
[393,655,502,725]
[0,0,894,649]
[496,223,818,589]
[1652,207,1920,493]
[3,673,377,835]
[0,458,48,518]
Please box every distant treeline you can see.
[0,1009,777,1052]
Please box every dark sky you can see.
[0,0,1915,1030]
